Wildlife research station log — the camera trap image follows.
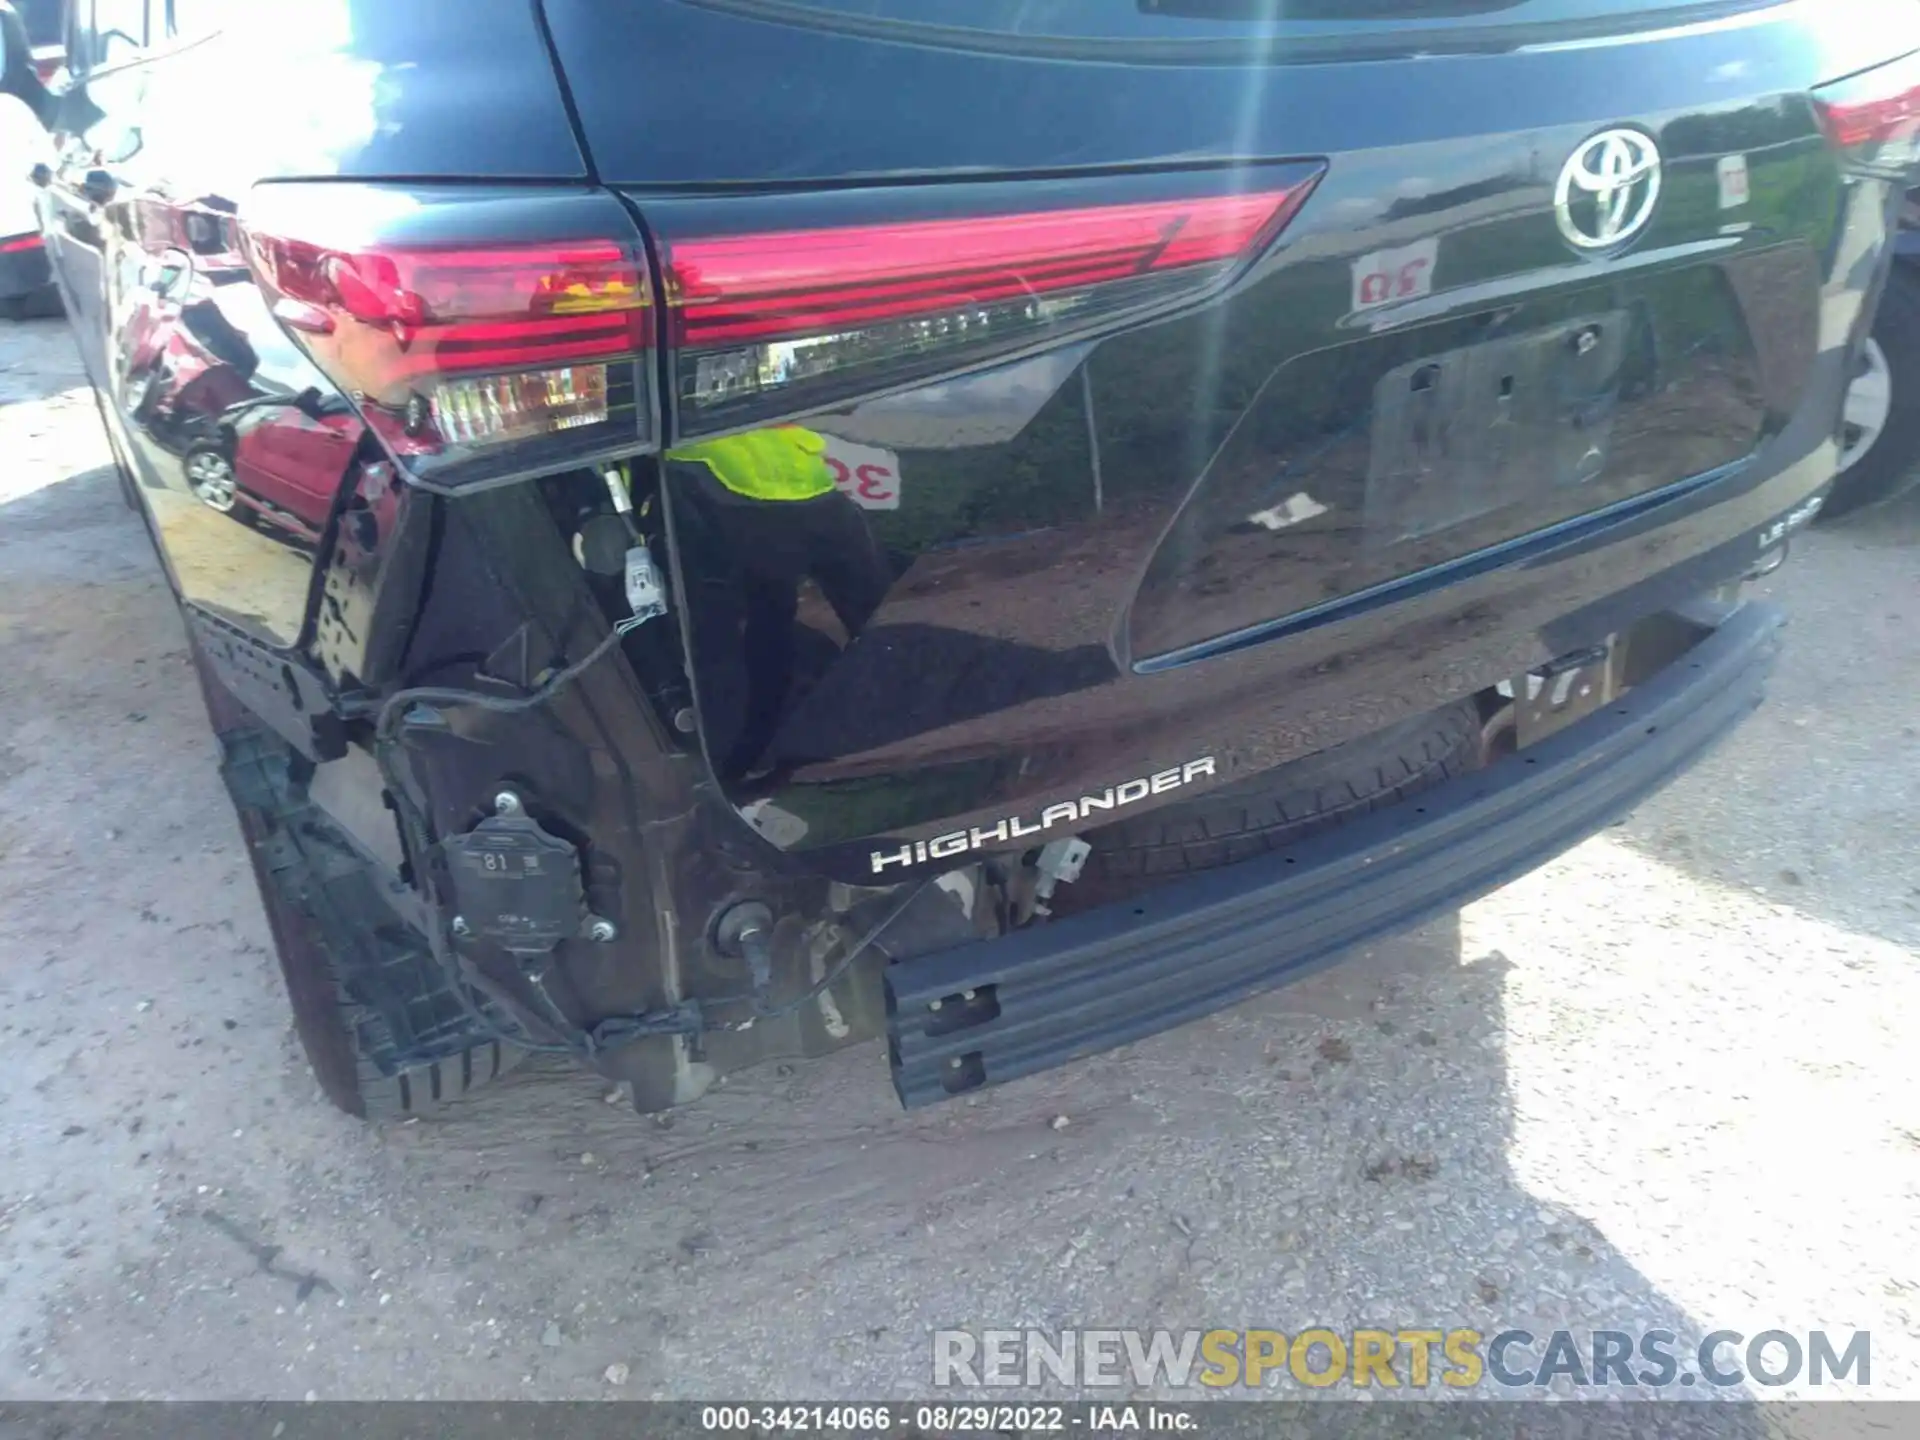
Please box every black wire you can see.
[456,958,584,1055]
[372,629,627,1057]
[370,628,932,1061]
[395,651,495,690]
[373,627,625,744]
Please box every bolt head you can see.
[588,919,618,943]
[961,988,977,1001]
[450,916,471,938]
[493,791,522,816]
[928,998,943,1011]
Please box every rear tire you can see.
[0,286,62,321]
[1078,700,1483,894]
[189,641,525,1119]
[1823,264,1920,522]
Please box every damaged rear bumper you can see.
[884,602,1783,1107]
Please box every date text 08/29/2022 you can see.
[699,1405,1195,1434]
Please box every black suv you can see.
[3,0,1915,1118]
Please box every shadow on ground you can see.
[331,912,1742,1402]
[0,317,1839,1405]
[1609,481,1920,950]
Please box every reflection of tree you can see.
[1662,98,1804,160]
[861,382,1096,554]
[1128,255,1776,657]
[764,622,1114,770]
[1383,175,1512,222]
[1089,253,1349,512]
[709,108,1848,778]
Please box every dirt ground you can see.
[1,315,1917,1403]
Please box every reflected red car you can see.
[184,396,359,545]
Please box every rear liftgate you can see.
[241,28,1920,1101]
[234,169,1330,1106]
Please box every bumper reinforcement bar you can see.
[884,603,1784,1107]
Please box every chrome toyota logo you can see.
[1555,129,1662,252]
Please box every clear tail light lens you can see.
[1815,51,1920,176]
[655,170,1323,436]
[431,365,612,445]
[242,187,655,492]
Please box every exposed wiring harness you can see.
[371,629,626,1056]
[584,881,930,1053]
[369,629,927,1059]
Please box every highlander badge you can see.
[870,757,1218,875]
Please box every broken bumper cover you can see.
[884,602,1783,1108]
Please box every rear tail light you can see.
[0,234,44,254]
[242,187,654,492]
[655,168,1323,435]
[1815,51,1920,175]
[244,173,1324,483]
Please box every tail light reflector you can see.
[1815,51,1920,174]
[242,188,654,492]
[657,171,1322,435]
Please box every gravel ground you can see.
[1,316,1916,1405]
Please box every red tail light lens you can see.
[657,171,1322,435]
[242,187,655,492]
[1815,51,1920,174]
[0,234,44,255]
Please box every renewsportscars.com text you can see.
[932,1328,1871,1391]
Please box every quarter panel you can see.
[131,0,585,188]
[66,2,587,648]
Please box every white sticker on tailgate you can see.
[1718,154,1751,209]
[820,435,902,511]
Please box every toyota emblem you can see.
[1555,129,1663,252]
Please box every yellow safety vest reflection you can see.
[666,426,835,503]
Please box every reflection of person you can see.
[666,425,891,783]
